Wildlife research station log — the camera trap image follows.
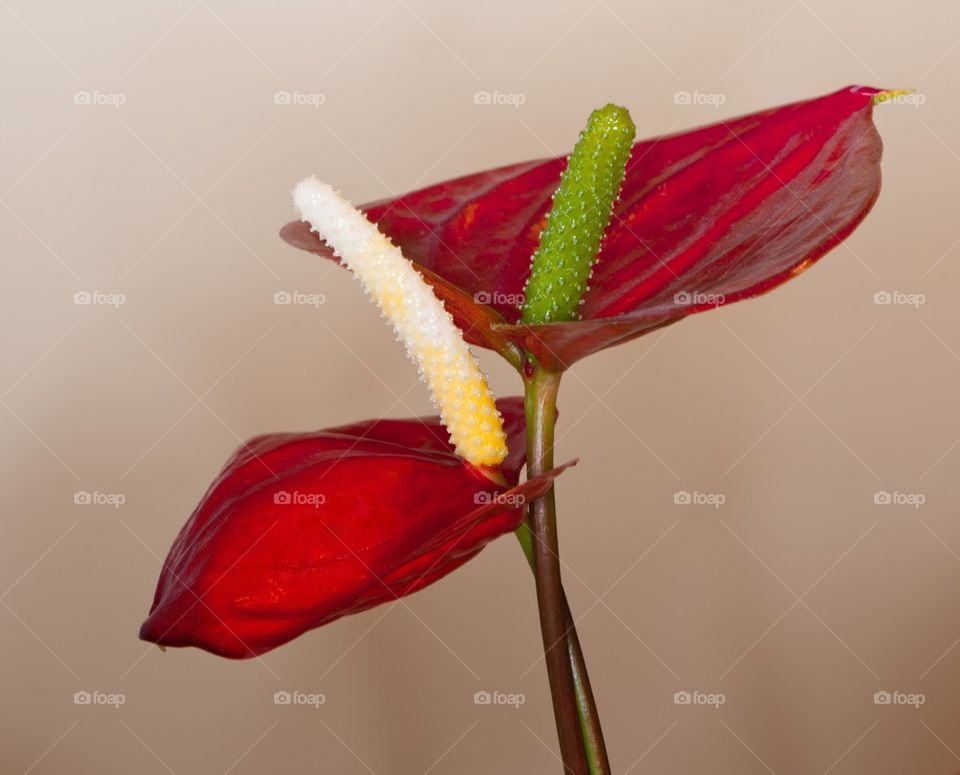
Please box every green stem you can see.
[524,366,592,775]
[516,524,610,774]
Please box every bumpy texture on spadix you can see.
[521,103,636,325]
[293,178,507,467]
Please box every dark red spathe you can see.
[139,398,566,658]
[282,86,885,369]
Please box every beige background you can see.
[2,0,959,772]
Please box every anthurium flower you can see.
[139,397,571,658]
[281,86,889,370]
[141,184,571,658]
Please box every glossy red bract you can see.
[282,86,885,369]
[139,398,564,658]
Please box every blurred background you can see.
[2,0,959,772]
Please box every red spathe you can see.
[139,398,568,658]
[282,86,884,369]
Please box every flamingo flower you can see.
[139,396,571,658]
[140,86,898,775]
[281,86,887,370]
[143,86,892,660]
[141,182,571,658]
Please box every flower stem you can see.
[524,365,599,774]
[516,524,610,774]
[566,598,610,775]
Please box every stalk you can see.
[516,523,610,774]
[524,366,592,775]
[517,102,631,772]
